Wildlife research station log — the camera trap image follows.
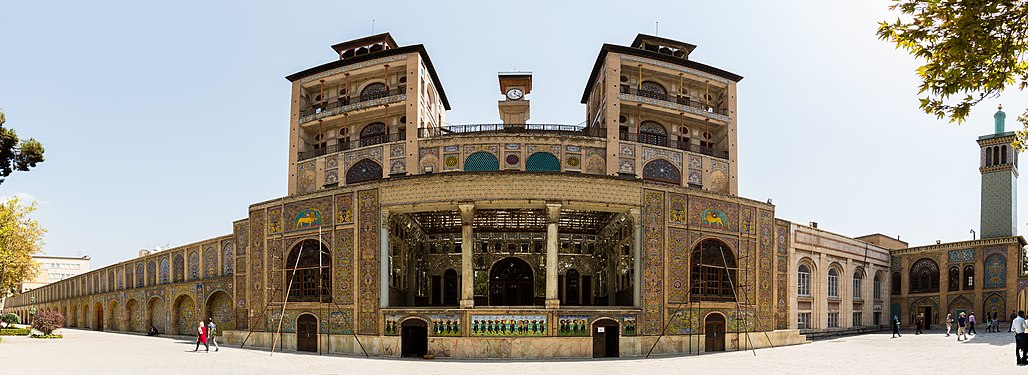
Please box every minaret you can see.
[977,105,1019,238]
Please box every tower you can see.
[498,72,532,125]
[978,105,1019,238]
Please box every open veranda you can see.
[0,327,1021,374]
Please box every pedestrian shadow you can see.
[953,331,1016,347]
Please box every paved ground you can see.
[0,328,1023,374]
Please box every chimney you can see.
[138,249,152,258]
[809,222,818,229]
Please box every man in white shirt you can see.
[1012,310,1028,366]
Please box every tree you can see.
[1,312,20,328]
[0,197,45,300]
[0,110,45,184]
[30,310,63,336]
[878,1,1028,147]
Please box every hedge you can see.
[0,328,31,336]
[30,334,63,339]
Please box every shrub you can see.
[29,334,62,339]
[1,313,20,328]
[30,310,63,336]
[0,328,31,336]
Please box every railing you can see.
[299,87,406,121]
[418,123,607,139]
[298,132,405,161]
[620,131,728,159]
[619,86,729,117]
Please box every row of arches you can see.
[984,144,1010,167]
[51,291,232,336]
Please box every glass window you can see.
[797,264,811,297]
[828,312,839,328]
[873,274,882,300]
[798,312,811,329]
[853,312,863,327]
[853,272,863,300]
[828,268,839,298]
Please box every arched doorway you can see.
[107,300,120,331]
[172,295,197,336]
[565,269,580,306]
[704,313,726,352]
[125,299,139,332]
[205,291,234,331]
[400,319,429,357]
[146,297,168,335]
[68,304,77,327]
[296,314,319,353]
[442,269,459,306]
[80,304,88,329]
[93,302,104,331]
[489,258,534,306]
[592,319,620,358]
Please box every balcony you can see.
[298,132,406,161]
[299,87,406,124]
[418,123,607,139]
[619,86,730,122]
[620,131,728,160]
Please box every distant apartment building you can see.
[21,255,91,292]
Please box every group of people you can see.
[891,309,1028,367]
[944,312,975,340]
[193,317,219,352]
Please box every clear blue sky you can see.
[2,1,1026,269]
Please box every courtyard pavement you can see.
[0,328,1022,374]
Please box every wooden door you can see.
[705,314,725,352]
[296,314,318,352]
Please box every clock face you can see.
[506,88,524,100]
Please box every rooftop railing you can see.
[298,132,405,161]
[620,131,728,159]
[619,86,729,117]
[299,87,406,122]
[418,123,606,138]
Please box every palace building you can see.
[5,33,917,358]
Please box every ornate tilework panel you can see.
[469,315,547,337]
[203,245,217,278]
[358,189,380,335]
[249,210,266,331]
[267,239,283,304]
[740,207,754,235]
[284,196,333,231]
[687,170,701,185]
[267,207,283,234]
[147,260,157,286]
[159,257,170,285]
[234,220,248,257]
[948,249,975,263]
[188,249,199,280]
[325,169,339,185]
[641,147,683,170]
[390,143,405,158]
[667,227,689,303]
[343,146,384,172]
[443,153,459,171]
[642,190,665,335]
[688,155,702,170]
[173,253,185,283]
[334,228,354,305]
[390,160,406,174]
[135,263,144,288]
[668,194,687,225]
[775,219,791,330]
[297,160,316,194]
[689,197,739,232]
[565,153,582,171]
[619,158,636,174]
[505,152,521,169]
[984,292,1006,317]
[336,193,354,224]
[620,143,636,157]
[984,254,1007,288]
[757,209,774,330]
[222,240,234,276]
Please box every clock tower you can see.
[498,72,532,125]
[978,105,1020,239]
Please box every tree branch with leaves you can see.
[0,197,45,300]
[0,110,45,184]
[878,0,1028,147]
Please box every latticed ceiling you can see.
[407,209,616,235]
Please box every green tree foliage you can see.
[0,197,45,299]
[30,310,63,336]
[1,313,20,328]
[878,0,1028,147]
[0,110,45,184]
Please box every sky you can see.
[1,1,1026,269]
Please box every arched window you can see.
[797,264,811,296]
[642,159,682,184]
[359,122,386,146]
[346,159,382,184]
[360,82,388,101]
[873,273,882,300]
[948,266,960,291]
[909,258,940,293]
[986,147,993,166]
[1002,145,1008,164]
[891,272,901,295]
[994,147,1001,166]
[525,152,560,172]
[852,270,863,300]
[285,239,331,302]
[639,120,667,146]
[640,81,667,98]
[690,239,736,301]
[963,265,974,289]
[464,151,499,171]
[828,268,839,298]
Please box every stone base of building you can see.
[222,329,807,358]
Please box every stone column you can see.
[545,203,562,309]
[459,203,475,308]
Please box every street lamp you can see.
[29,296,36,324]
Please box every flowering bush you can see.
[31,310,63,336]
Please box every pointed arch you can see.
[346,159,383,184]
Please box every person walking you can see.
[995,312,1002,332]
[892,315,902,338]
[206,318,219,352]
[956,312,967,341]
[945,313,953,337]
[915,315,924,335]
[968,312,977,335]
[193,320,209,352]
[1011,310,1028,366]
